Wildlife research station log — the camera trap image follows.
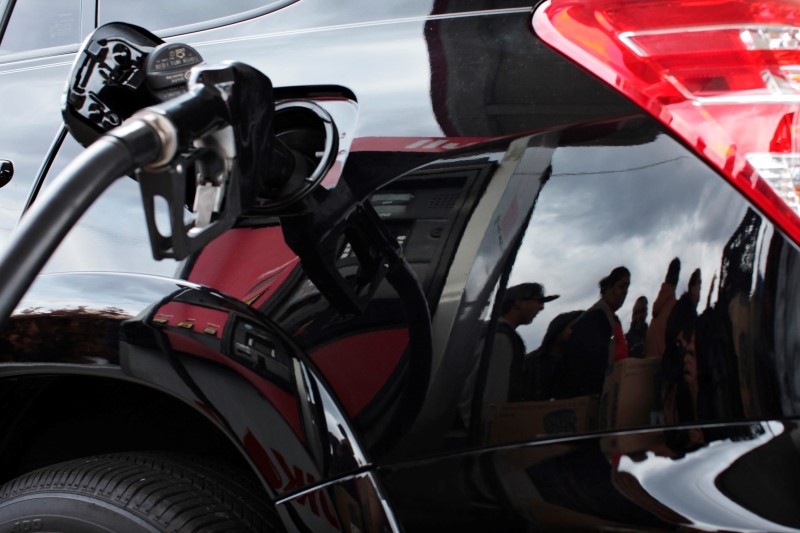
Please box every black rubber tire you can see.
[0,452,281,532]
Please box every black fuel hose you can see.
[0,119,161,329]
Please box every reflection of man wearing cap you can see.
[485,283,559,404]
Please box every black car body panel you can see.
[0,1,799,531]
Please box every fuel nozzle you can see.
[62,22,313,259]
[131,60,305,259]
[136,60,305,197]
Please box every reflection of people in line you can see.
[662,269,701,424]
[645,258,680,358]
[626,296,648,359]
[666,269,701,346]
[527,310,583,400]
[484,283,559,404]
[559,266,630,397]
[694,273,745,421]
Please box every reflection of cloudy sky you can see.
[0,62,72,248]
[19,272,183,317]
[188,2,442,137]
[199,21,441,136]
[146,0,439,40]
[617,422,795,531]
[509,133,757,350]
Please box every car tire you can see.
[0,452,281,532]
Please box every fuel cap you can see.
[145,43,204,102]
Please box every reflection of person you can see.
[666,269,701,348]
[662,324,699,426]
[485,283,559,404]
[560,267,630,397]
[527,310,583,400]
[645,258,680,358]
[626,296,648,359]
[662,269,701,423]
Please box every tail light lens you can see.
[533,0,800,244]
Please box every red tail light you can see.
[533,0,800,244]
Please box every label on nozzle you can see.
[145,42,203,100]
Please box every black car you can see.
[0,0,799,531]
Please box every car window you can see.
[98,0,289,34]
[0,0,82,53]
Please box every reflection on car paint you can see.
[0,1,799,531]
[382,422,800,531]
[472,123,800,452]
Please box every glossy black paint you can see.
[0,273,370,492]
[380,422,800,532]
[0,2,799,532]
